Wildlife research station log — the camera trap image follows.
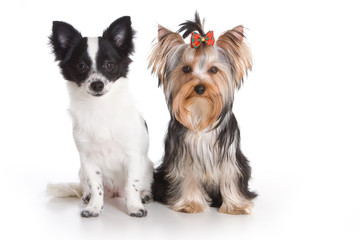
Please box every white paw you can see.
[129,208,147,217]
[127,203,147,217]
[80,205,102,218]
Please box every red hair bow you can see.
[190,31,215,49]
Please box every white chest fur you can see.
[67,80,149,172]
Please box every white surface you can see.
[1,0,360,239]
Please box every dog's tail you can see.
[46,182,82,198]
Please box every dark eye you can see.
[104,61,115,72]
[209,66,218,74]
[182,65,192,73]
[76,62,88,73]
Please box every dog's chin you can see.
[91,93,104,97]
[174,97,221,132]
[87,91,108,97]
[172,84,224,132]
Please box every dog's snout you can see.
[194,84,206,95]
[90,81,104,93]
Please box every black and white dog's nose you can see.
[90,81,104,92]
[194,84,206,95]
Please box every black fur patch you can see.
[152,118,186,203]
[144,120,148,133]
[50,17,135,86]
[177,11,205,38]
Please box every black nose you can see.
[194,84,206,95]
[90,81,104,92]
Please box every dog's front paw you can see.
[218,203,253,215]
[172,201,207,213]
[80,206,102,218]
[128,207,147,218]
[141,190,153,204]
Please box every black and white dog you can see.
[47,17,153,218]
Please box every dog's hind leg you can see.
[139,157,154,204]
[152,165,170,204]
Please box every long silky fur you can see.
[152,113,257,206]
[148,27,184,86]
[216,26,252,88]
[150,12,256,214]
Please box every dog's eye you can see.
[208,66,218,74]
[182,65,192,74]
[76,62,88,73]
[104,61,115,72]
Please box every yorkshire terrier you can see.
[149,13,257,214]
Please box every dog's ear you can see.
[157,25,172,40]
[157,25,185,46]
[149,25,185,87]
[102,16,134,56]
[50,21,82,61]
[216,25,252,89]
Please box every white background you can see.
[1,0,359,239]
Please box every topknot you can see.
[177,11,205,39]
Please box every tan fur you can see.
[172,81,223,131]
[216,25,252,88]
[218,205,252,215]
[173,201,207,213]
[169,154,209,213]
[148,25,184,87]
[218,171,254,215]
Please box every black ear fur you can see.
[102,16,135,57]
[49,21,82,61]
